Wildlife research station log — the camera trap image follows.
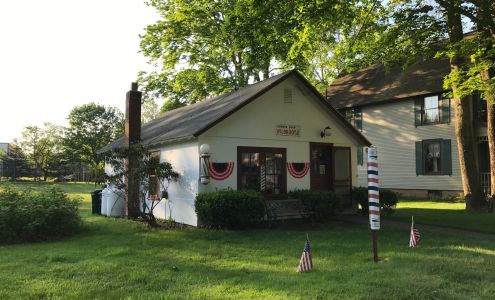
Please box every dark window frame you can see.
[415,94,450,126]
[148,152,161,200]
[422,139,443,175]
[341,107,362,131]
[237,146,287,197]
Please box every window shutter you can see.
[414,98,422,127]
[441,98,450,123]
[357,147,363,165]
[442,139,452,175]
[415,141,423,175]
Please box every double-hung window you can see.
[414,95,450,126]
[341,107,362,131]
[415,139,452,176]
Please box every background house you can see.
[326,59,490,198]
[102,70,370,226]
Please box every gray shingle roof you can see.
[326,58,451,109]
[100,69,370,153]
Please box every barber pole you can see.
[367,147,380,262]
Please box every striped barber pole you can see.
[367,147,380,230]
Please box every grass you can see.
[0,184,494,299]
[386,199,495,234]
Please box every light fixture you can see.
[199,144,211,185]
[320,126,332,138]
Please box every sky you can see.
[0,0,159,142]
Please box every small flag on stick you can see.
[409,216,421,247]
[297,236,313,272]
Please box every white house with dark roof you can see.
[326,58,490,198]
[101,70,370,226]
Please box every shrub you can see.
[353,186,399,216]
[195,190,266,228]
[0,184,82,243]
[288,189,340,221]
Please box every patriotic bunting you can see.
[208,162,234,180]
[287,162,310,178]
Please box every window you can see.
[357,147,364,166]
[473,93,487,127]
[415,139,452,176]
[238,147,286,196]
[423,140,441,174]
[341,107,362,131]
[415,95,450,126]
[148,152,161,200]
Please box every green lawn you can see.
[387,199,495,234]
[0,184,494,299]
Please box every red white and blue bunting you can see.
[208,162,234,180]
[367,147,380,230]
[287,162,310,178]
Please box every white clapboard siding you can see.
[357,99,462,191]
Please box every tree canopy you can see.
[138,0,387,110]
[64,103,124,181]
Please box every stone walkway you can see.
[334,214,495,241]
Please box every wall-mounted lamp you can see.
[199,144,211,185]
[320,126,332,138]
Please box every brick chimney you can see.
[125,82,141,146]
[125,82,142,218]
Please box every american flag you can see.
[409,216,421,247]
[297,239,313,272]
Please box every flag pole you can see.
[372,230,378,262]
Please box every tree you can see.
[0,142,30,180]
[138,0,381,104]
[106,145,179,226]
[20,123,64,181]
[64,103,124,183]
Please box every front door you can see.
[310,143,333,191]
[333,147,352,205]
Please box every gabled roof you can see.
[326,58,451,109]
[100,69,370,153]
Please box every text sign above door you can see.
[276,124,301,137]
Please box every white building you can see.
[102,70,370,226]
[326,58,490,198]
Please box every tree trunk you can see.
[481,69,495,196]
[445,1,483,209]
[487,100,495,196]
[451,96,482,207]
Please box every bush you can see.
[195,190,266,229]
[288,189,340,221]
[0,184,82,243]
[353,186,399,216]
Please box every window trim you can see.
[422,139,443,176]
[148,152,161,200]
[341,107,362,131]
[237,146,287,197]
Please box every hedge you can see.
[0,184,82,243]
[195,190,266,229]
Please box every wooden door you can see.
[310,143,333,191]
[333,147,352,205]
